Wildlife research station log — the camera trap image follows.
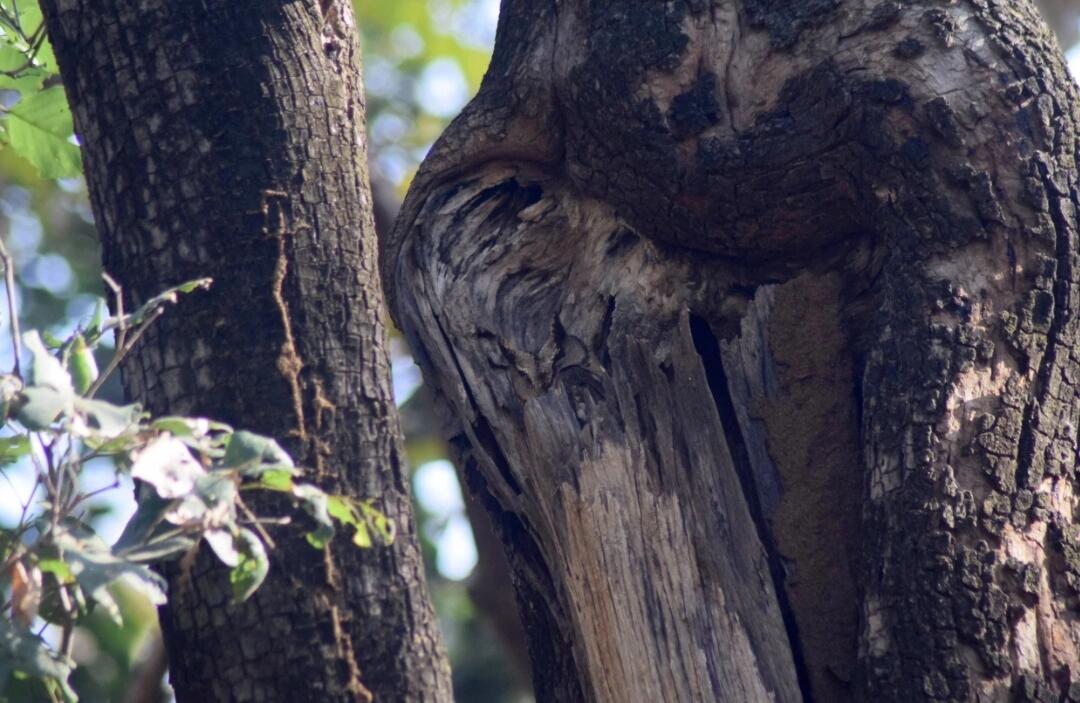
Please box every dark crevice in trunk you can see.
[472,416,525,495]
[1016,165,1073,492]
[688,313,814,702]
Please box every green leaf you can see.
[33,35,57,76]
[150,416,217,438]
[229,529,268,602]
[40,331,63,349]
[36,558,73,584]
[249,468,295,492]
[130,436,205,499]
[3,85,80,178]
[81,431,140,456]
[82,298,107,342]
[326,495,355,524]
[222,430,294,475]
[176,279,212,294]
[361,501,396,545]
[352,520,372,548]
[204,528,240,567]
[161,473,236,528]
[294,484,334,549]
[326,495,394,548]
[14,386,69,429]
[113,491,195,561]
[23,330,72,394]
[0,618,76,702]
[57,532,168,625]
[123,278,213,328]
[0,46,44,94]
[67,334,98,395]
[3,3,57,74]
[73,397,142,438]
[119,534,196,563]
[114,493,171,552]
[0,434,29,466]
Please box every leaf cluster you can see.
[0,0,79,179]
[0,278,391,702]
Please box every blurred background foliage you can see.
[0,1,1077,701]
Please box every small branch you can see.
[102,272,125,339]
[0,237,22,377]
[0,27,47,79]
[87,305,162,398]
[67,477,121,512]
[235,494,276,549]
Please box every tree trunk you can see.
[1036,0,1080,50]
[385,1,1080,701]
[41,1,452,701]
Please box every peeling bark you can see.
[386,1,1080,701]
[41,1,452,701]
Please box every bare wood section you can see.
[387,0,1080,700]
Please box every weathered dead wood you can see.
[387,1,1080,701]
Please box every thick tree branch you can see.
[41,1,452,700]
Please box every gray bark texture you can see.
[40,1,452,701]
[1036,0,1080,50]
[385,0,1080,701]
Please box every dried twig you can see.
[0,237,22,376]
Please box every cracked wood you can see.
[387,1,1080,701]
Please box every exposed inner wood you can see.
[386,1,1080,701]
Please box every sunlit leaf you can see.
[204,528,240,567]
[250,468,295,492]
[67,334,97,394]
[327,495,394,548]
[36,558,73,584]
[130,436,205,499]
[0,46,43,94]
[122,278,212,329]
[150,416,220,438]
[2,3,57,74]
[162,494,208,527]
[3,85,81,179]
[23,330,71,394]
[229,529,268,602]
[294,484,334,549]
[162,473,236,528]
[15,385,69,429]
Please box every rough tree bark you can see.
[386,1,1080,701]
[41,1,452,701]
[1036,0,1080,50]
